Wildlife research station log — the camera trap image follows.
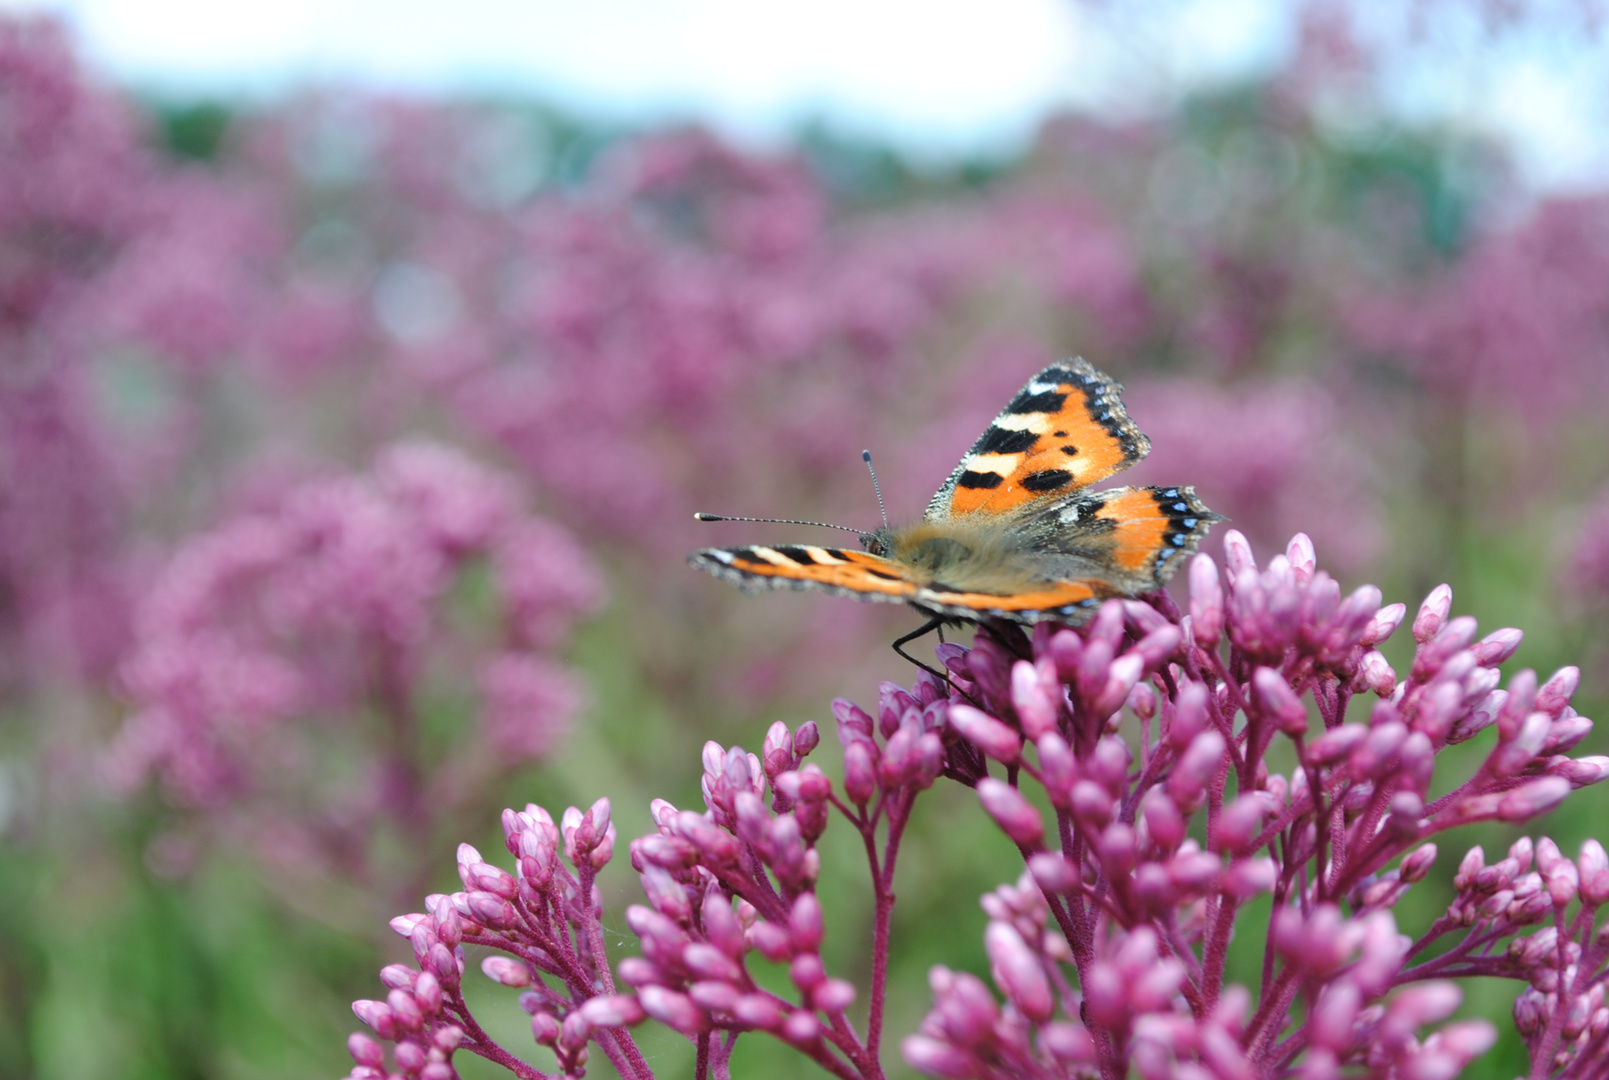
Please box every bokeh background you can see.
[2,1,1609,1077]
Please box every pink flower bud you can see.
[1497,777,1571,821]
[948,703,1022,763]
[1036,733,1076,806]
[426,943,460,987]
[673,811,740,866]
[832,699,875,742]
[1221,856,1278,897]
[790,952,825,991]
[683,943,744,984]
[1189,554,1224,645]
[352,1000,398,1040]
[1489,712,1549,777]
[617,957,665,987]
[639,986,710,1034]
[1536,666,1581,716]
[1076,637,1115,704]
[902,1035,986,1078]
[1212,794,1268,855]
[789,893,824,953]
[482,956,532,987]
[1089,735,1131,794]
[984,921,1053,1022]
[640,865,691,921]
[348,1033,385,1069]
[1071,780,1115,828]
[731,993,785,1030]
[794,722,821,756]
[1357,650,1396,697]
[465,891,516,929]
[1551,755,1609,785]
[1579,840,1609,906]
[702,891,746,958]
[1168,730,1226,810]
[530,1009,562,1045]
[783,1010,820,1045]
[1133,625,1182,670]
[1169,680,1210,748]
[1349,721,1407,781]
[1028,852,1080,893]
[1253,667,1308,735]
[978,778,1045,846]
[1413,585,1452,644]
[1223,529,1256,577]
[689,979,739,1012]
[842,740,877,805]
[1038,1022,1096,1064]
[1141,791,1187,853]
[1169,850,1222,893]
[812,978,856,1013]
[1401,844,1437,883]
[1011,659,1061,739]
[1471,627,1523,666]
[1360,602,1407,647]
[579,994,647,1028]
[1306,724,1367,766]
[1308,982,1360,1052]
[1287,533,1317,581]
[1094,653,1145,719]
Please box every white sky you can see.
[7,0,1608,189]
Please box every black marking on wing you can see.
[974,426,1040,455]
[1143,486,1224,575]
[773,545,818,564]
[1060,445,1078,456]
[1005,389,1067,415]
[1021,469,1074,493]
[956,470,1004,490]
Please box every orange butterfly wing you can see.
[927,359,1149,521]
[688,544,917,602]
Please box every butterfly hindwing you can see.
[689,545,916,603]
[914,579,1106,621]
[1026,484,1219,595]
[926,359,1150,521]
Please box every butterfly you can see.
[689,359,1219,630]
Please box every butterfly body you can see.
[690,359,1220,625]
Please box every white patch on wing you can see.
[962,452,1021,475]
[803,546,847,564]
[991,413,1051,434]
[748,547,792,565]
[709,550,735,563]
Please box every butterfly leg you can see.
[891,616,950,685]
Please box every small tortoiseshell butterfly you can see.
[689,359,1219,628]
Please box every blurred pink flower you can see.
[107,441,603,885]
[1123,377,1385,572]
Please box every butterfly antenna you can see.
[863,450,889,529]
[693,513,865,536]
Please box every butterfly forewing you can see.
[689,545,916,602]
[926,359,1150,521]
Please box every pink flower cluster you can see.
[107,441,602,885]
[343,530,1609,1079]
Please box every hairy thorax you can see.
[871,521,1054,596]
